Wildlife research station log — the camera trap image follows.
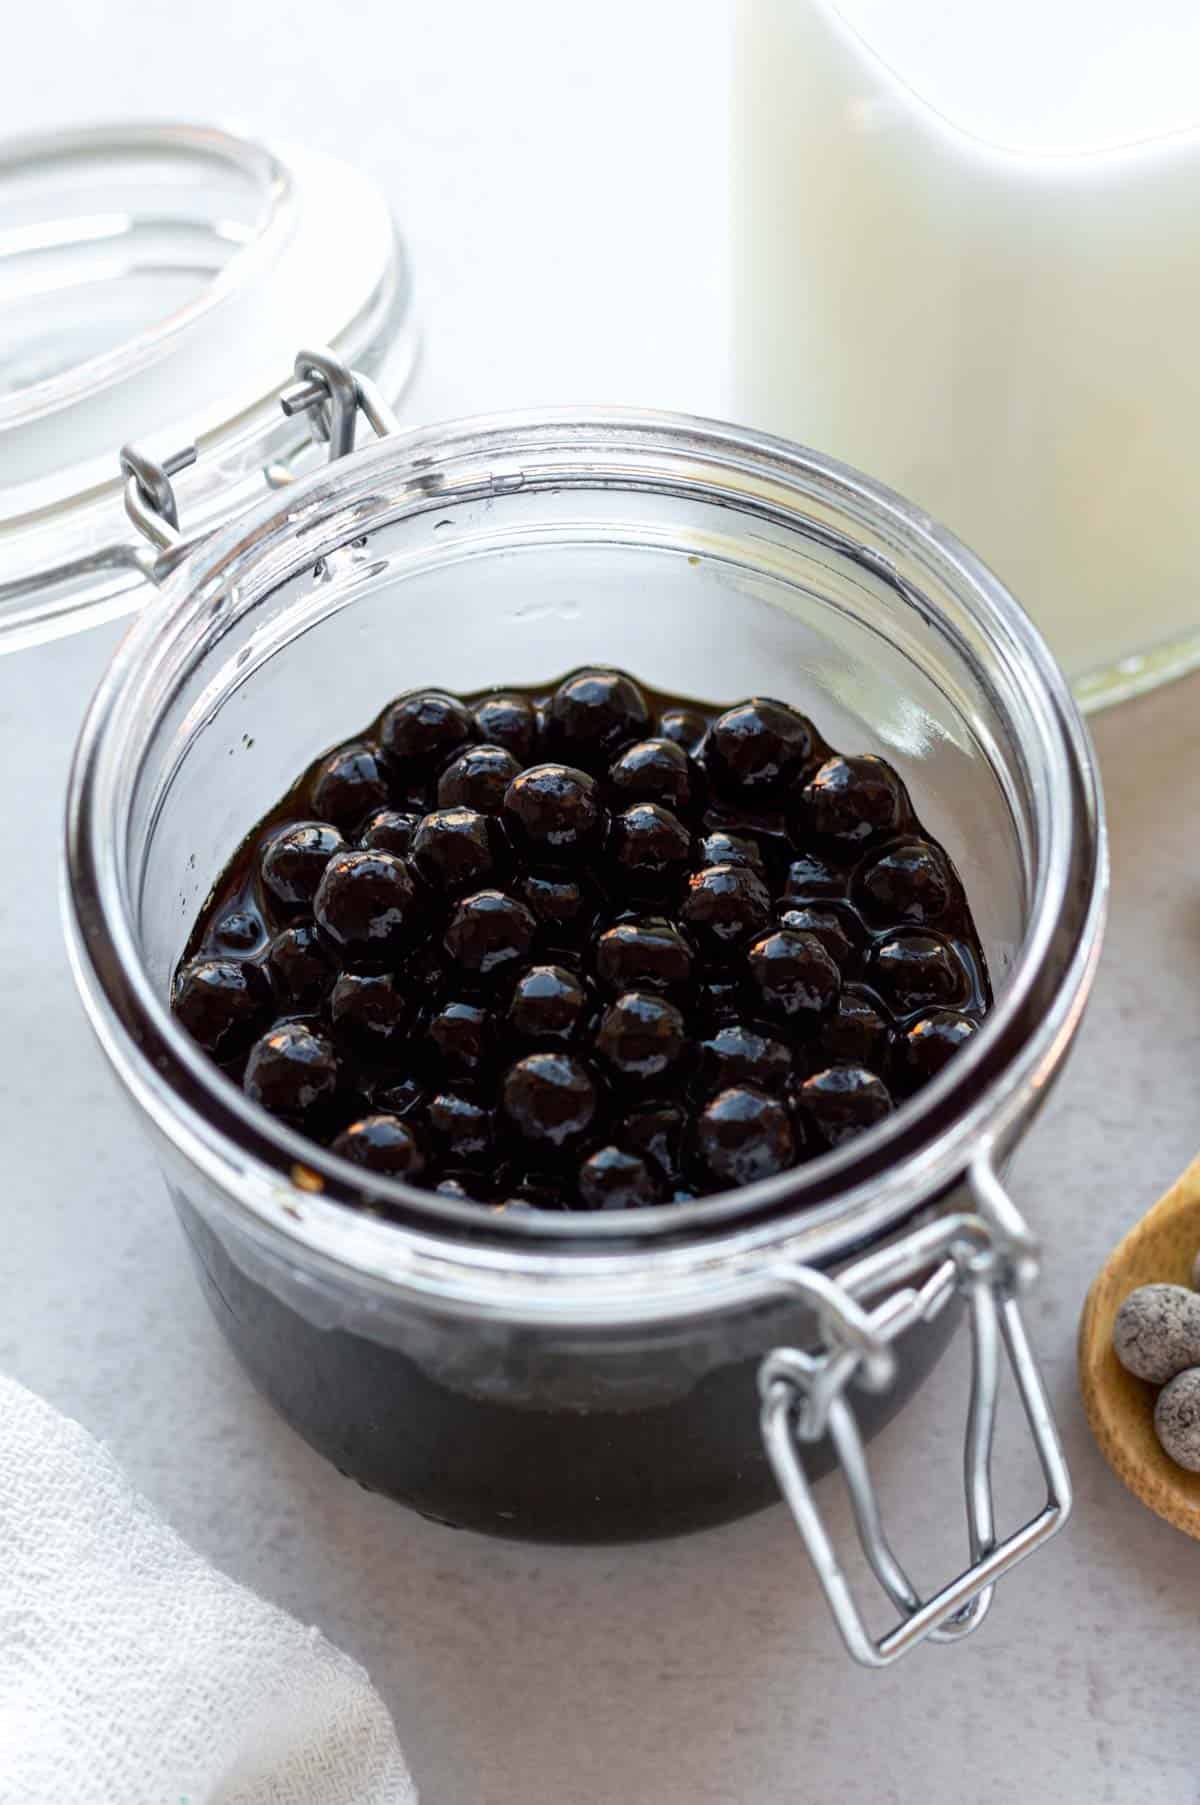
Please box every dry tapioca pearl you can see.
[623,1103,687,1185]
[747,929,840,1025]
[820,985,892,1068]
[508,964,588,1041]
[213,909,262,952]
[798,755,910,844]
[699,976,743,1024]
[502,1052,598,1151]
[658,706,708,755]
[872,931,972,1012]
[706,698,818,800]
[698,1023,791,1094]
[609,738,695,813]
[503,763,605,859]
[594,916,693,994]
[361,809,421,857]
[471,692,539,764]
[444,889,536,977]
[244,1020,338,1122]
[696,1084,795,1187]
[330,971,411,1058]
[546,667,651,770]
[332,1113,425,1178]
[412,808,497,895]
[172,956,271,1058]
[437,744,522,813]
[517,872,594,940]
[902,1010,979,1084]
[577,1145,660,1210]
[699,829,764,873]
[777,904,858,969]
[310,740,391,834]
[313,848,423,965]
[427,1092,494,1164]
[266,925,333,1012]
[380,690,475,772]
[680,862,772,957]
[857,837,952,926]
[797,1065,894,1149]
[594,991,687,1085]
[426,1000,490,1080]
[260,821,344,913]
[610,803,693,893]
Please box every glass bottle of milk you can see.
[734,0,1200,707]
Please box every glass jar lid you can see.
[0,121,416,651]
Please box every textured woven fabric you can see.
[0,1374,416,1804]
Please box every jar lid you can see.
[0,122,416,651]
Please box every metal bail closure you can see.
[119,347,401,583]
[759,1151,1071,1668]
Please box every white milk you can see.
[734,0,1200,703]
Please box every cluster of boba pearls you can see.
[171,668,990,1214]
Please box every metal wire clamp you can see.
[759,1151,1071,1668]
[119,348,400,577]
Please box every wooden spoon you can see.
[1079,1151,1200,1538]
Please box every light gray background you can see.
[5,6,1199,1801]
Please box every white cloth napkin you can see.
[0,1373,417,1805]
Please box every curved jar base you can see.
[179,1198,961,1545]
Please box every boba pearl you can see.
[1112,1284,1200,1385]
[444,889,536,977]
[680,863,772,956]
[266,925,334,1012]
[171,956,271,1059]
[873,931,973,1013]
[244,1021,338,1122]
[360,809,421,857]
[902,1011,979,1084]
[658,706,708,754]
[411,808,497,894]
[332,1114,425,1179]
[437,744,522,813]
[857,837,952,926]
[781,851,847,902]
[503,763,604,859]
[471,692,539,764]
[508,964,589,1041]
[610,803,693,891]
[698,1023,791,1094]
[260,821,344,913]
[706,697,817,799]
[517,872,593,940]
[310,740,390,834]
[799,754,909,844]
[329,971,411,1057]
[578,1145,660,1210]
[820,986,892,1069]
[609,738,694,812]
[696,1085,795,1187]
[1154,1369,1200,1472]
[313,848,423,964]
[380,690,475,771]
[623,1103,687,1186]
[427,1092,494,1165]
[426,1001,491,1080]
[546,667,651,769]
[777,904,857,969]
[594,916,693,993]
[595,992,687,1085]
[699,829,765,873]
[212,909,262,953]
[747,929,841,1025]
[797,1065,895,1149]
[502,1052,598,1150]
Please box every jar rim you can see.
[63,407,1107,1314]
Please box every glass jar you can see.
[64,397,1105,1665]
[734,0,1200,709]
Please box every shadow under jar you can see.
[64,412,1104,1628]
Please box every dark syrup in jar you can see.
[173,671,990,1212]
